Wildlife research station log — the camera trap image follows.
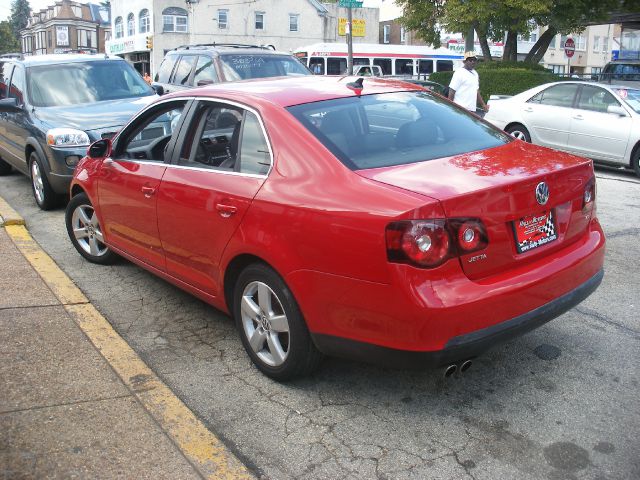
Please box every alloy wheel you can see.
[240,281,290,367]
[511,130,528,141]
[71,204,109,257]
[31,161,45,204]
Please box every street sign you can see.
[564,38,575,58]
[339,0,363,7]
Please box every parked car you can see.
[0,54,156,209]
[152,43,311,95]
[598,59,640,88]
[485,81,640,177]
[65,76,605,380]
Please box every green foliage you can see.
[10,0,31,39]
[430,65,560,100]
[0,21,20,54]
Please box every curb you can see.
[0,197,255,480]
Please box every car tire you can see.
[233,263,323,380]
[0,157,12,175]
[29,152,59,210]
[505,124,531,142]
[632,147,640,178]
[65,192,118,265]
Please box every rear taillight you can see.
[386,218,488,268]
[582,177,596,213]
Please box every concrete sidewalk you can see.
[0,199,253,479]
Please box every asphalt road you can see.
[1,166,638,480]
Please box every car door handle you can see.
[573,115,583,120]
[141,186,156,198]
[524,107,533,112]
[216,203,237,218]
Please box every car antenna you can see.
[347,77,364,94]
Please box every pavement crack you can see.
[604,227,640,239]
[0,393,134,415]
[575,306,640,338]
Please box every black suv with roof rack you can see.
[0,53,156,209]
[152,43,311,95]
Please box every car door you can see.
[521,83,579,151]
[3,64,29,166]
[97,99,190,271]
[567,84,632,162]
[157,99,271,296]
[0,62,16,163]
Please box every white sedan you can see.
[485,81,640,177]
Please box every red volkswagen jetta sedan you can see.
[66,76,605,380]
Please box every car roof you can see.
[166,44,287,56]
[169,76,425,108]
[6,53,121,66]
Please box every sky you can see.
[1,0,390,22]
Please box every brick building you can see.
[20,0,111,55]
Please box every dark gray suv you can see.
[152,43,311,95]
[0,54,156,209]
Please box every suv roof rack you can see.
[174,43,275,51]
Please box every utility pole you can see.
[347,5,353,75]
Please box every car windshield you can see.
[612,87,640,113]
[287,91,509,170]
[219,53,311,81]
[27,61,154,107]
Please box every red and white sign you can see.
[564,38,575,58]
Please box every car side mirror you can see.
[196,79,214,87]
[607,105,627,116]
[151,83,164,96]
[0,97,20,112]
[87,138,112,158]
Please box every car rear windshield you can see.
[27,61,154,107]
[219,53,310,81]
[287,91,509,170]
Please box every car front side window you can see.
[115,100,187,162]
[577,85,620,113]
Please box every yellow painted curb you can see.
[4,222,255,480]
[0,196,25,226]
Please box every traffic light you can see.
[146,35,153,50]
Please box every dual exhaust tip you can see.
[443,359,473,378]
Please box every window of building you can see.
[400,27,406,43]
[127,13,135,36]
[218,9,228,29]
[602,37,609,53]
[139,9,150,33]
[105,31,111,42]
[530,32,538,43]
[551,64,565,75]
[255,12,264,30]
[591,67,602,75]
[47,30,52,47]
[575,34,586,51]
[115,17,123,38]
[593,36,600,52]
[71,5,81,17]
[162,7,188,33]
[77,29,97,48]
[383,24,390,44]
[289,14,298,32]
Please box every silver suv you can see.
[598,60,640,88]
[152,43,311,95]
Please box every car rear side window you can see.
[193,55,218,86]
[0,63,13,99]
[287,91,508,170]
[528,84,579,108]
[219,53,310,81]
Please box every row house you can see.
[106,0,379,77]
[20,0,110,56]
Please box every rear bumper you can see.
[311,268,603,368]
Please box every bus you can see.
[293,43,463,77]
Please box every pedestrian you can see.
[143,72,152,85]
[447,51,489,116]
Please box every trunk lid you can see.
[358,141,595,279]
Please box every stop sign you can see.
[564,38,575,58]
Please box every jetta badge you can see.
[535,182,550,205]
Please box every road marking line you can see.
[3,221,254,480]
[0,196,25,226]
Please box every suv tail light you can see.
[386,218,488,268]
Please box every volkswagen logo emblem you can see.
[535,182,550,205]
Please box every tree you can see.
[396,0,637,63]
[0,21,20,55]
[10,0,31,39]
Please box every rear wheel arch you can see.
[224,254,274,314]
